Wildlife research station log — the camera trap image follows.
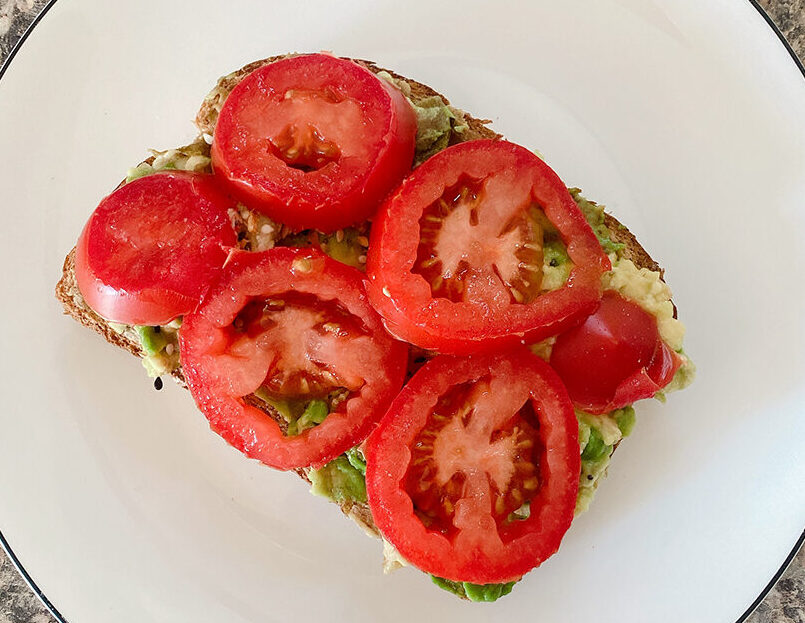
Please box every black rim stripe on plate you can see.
[0,1,802,622]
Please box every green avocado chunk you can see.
[288,399,328,436]
[309,455,367,504]
[255,394,331,437]
[345,446,367,474]
[411,95,457,162]
[321,229,366,269]
[431,575,518,602]
[135,326,168,356]
[580,426,611,462]
[613,406,636,437]
[543,238,570,267]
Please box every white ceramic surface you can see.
[1,1,803,621]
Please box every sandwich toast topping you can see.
[55,53,695,603]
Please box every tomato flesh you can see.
[366,139,610,354]
[405,383,541,528]
[231,293,367,398]
[212,54,417,232]
[413,177,545,304]
[550,290,683,414]
[74,171,237,325]
[179,248,407,470]
[365,348,579,584]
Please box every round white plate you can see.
[1,1,803,621]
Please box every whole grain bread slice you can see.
[55,55,662,542]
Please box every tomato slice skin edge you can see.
[179,248,408,470]
[365,347,580,584]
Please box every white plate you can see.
[1,1,804,621]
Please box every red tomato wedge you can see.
[550,291,682,414]
[366,139,610,355]
[211,54,417,232]
[75,171,237,325]
[179,248,407,470]
[365,348,580,584]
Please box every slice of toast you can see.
[55,56,671,559]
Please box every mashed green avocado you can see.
[431,576,519,602]
[133,320,181,378]
[125,140,212,183]
[136,326,168,356]
[614,405,636,437]
[309,452,367,504]
[409,95,464,163]
[541,238,573,291]
[575,408,634,515]
[288,400,328,436]
[345,446,367,474]
[277,227,368,270]
[570,188,624,254]
[376,70,468,165]
[254,393,343,437]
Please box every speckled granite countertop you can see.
[1,1,803,622]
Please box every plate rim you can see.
[0,1,802,621]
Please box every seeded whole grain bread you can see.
[55,56,661,543]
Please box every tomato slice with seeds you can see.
[365,347,580,584]
[74,171,237,325]
[549,290,683,414]
[211,54,417,232]
[179,248,407,470]
[366,139,611,355]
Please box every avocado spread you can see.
[431,575,519,602]
[254,392,349,437]
[125,139,212,182]
[570,188,624,254]
[277,227,369,270]
[133,320,181,378]
[575,407,635,514]
[309,452,367,504]
[376,70,469,165]
[541,238,573,290]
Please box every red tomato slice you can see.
[365,348,580,584]
[75,171,237,325]
[179,248,407,470]
[211,54,417,232]
[366,139,610,355]
[549,290,683,414]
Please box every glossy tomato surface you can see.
[550,290,682,414]
[365,347,579,584]
[366,139,610,354]
[211,54,417,232]
[75,171,237,325]
[179,248,407,470]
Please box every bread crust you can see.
[56,55,662,542]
